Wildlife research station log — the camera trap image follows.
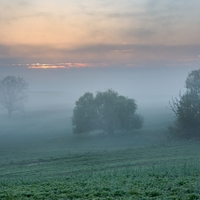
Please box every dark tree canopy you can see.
[170,69,200,139]
[72,89,143,134]
[95,90,119,134]
[72,92,97,134]
[185,69,200,94]
[0,76,28,117]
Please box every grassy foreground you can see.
[1,141,200,200]
[1,164,200,200]
[1,102,200,199]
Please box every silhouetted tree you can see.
[72,92,97,134]
[95,89,119,134]
[116,95,143,131]
[170,69,200,139]
[72,89,143,134]
[185,69,200,94]
[0,76,28,118]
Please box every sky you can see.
[1,0,200,95]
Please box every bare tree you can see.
[0,76,28,118]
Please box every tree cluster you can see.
[2,69,200,140]
[72,89,143,134]
[170,69,200,139]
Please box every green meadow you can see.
[1,92,200,199]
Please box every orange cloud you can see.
[28,62,110,69]
[28,64,66,69]
[28,63,59,68]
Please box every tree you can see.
[170,69,200,138]
[72,89,143,134]
[0,76,28,118]
[185,69,200,94]
[116,95,143,131]
[95,89,119,134]
[72,92,97,134]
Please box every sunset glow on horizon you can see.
[28,64,66,69]
[28,63,110,69]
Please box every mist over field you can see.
[0,65,191,95]
[1,66,189,121]
[0,65,195,149]
[1,0,200,198]
[2,59,200,200]
[0,65,196,134]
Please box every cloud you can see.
[28,64,66,69]
[28,63,110,69]
[78,0,200,45]
[1,43,200,68]
[0,0,50,25]
[1,0,200,48]
[0,11,50,24]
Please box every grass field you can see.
[0,93,200,199]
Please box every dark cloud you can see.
[144,0,200,22]
[123,0,200,41]
[80,0,200,43]
[0,43,200,68]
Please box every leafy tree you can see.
[185,69,200,94]
[72,92,97,134]
[72,89,143,134]
[95,89,119,134]
[0,76,28,118]
[170,69,200,138]
[116,95,143,131]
